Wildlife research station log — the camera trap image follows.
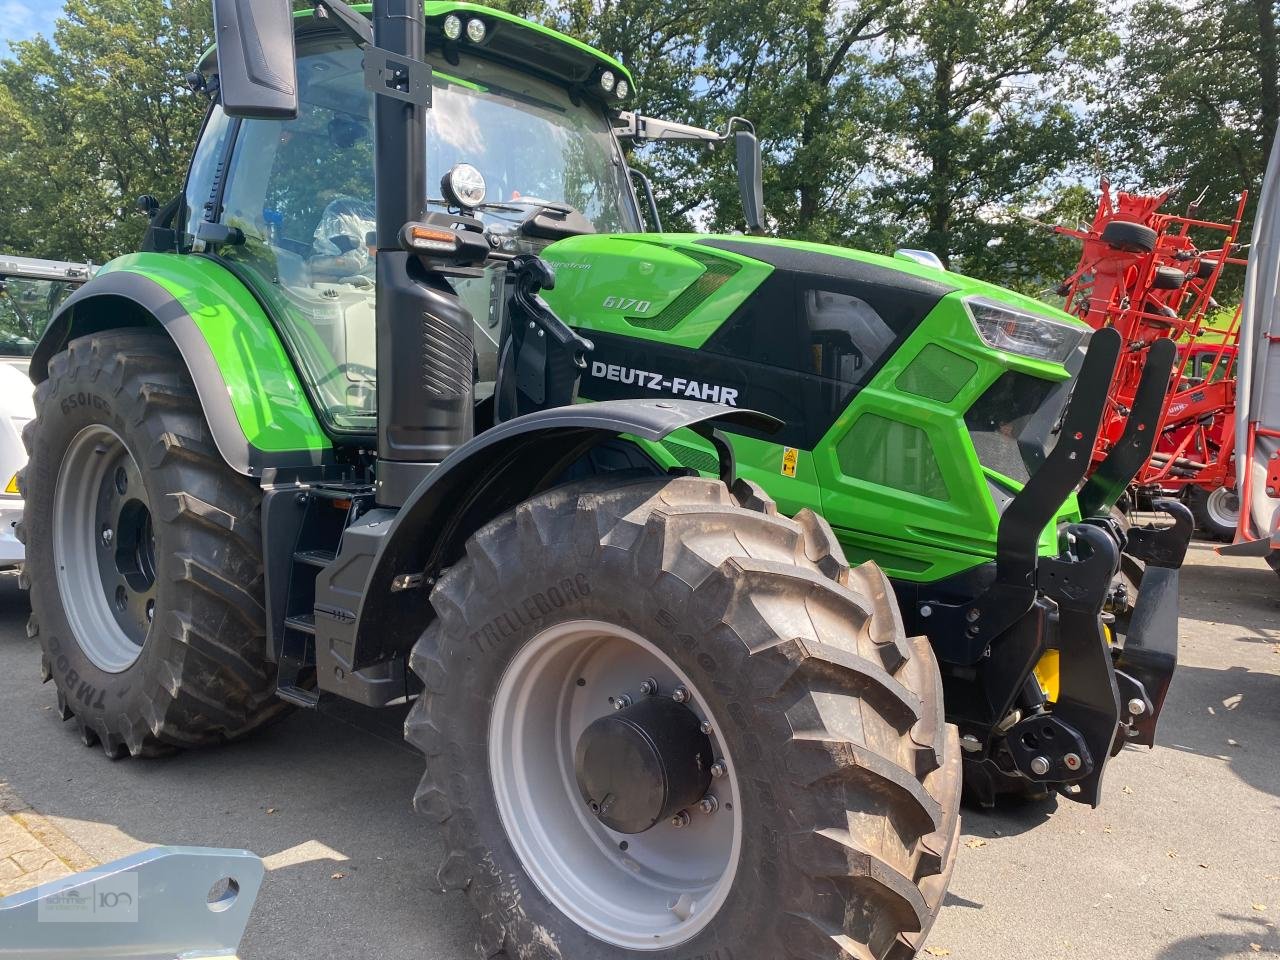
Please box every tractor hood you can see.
[541,231,1089,580]
[542,233,1083,340]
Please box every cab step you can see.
[284,613,316,635]
[275,684,320,708]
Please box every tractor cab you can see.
[189,16,639,432]
[183,5,762,439]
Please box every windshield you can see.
[426,59,640,236]
[280,43,639,243]
[0,275,82,357]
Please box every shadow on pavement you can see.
[1156,660,1280,801]
[959,792,1058,839]
[1179,542,1280,638]
[1155,914,1279,960]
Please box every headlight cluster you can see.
[599,70,629,100]
[964,296,1089,365]
[442,14,486,43]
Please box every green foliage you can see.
[0,0,212,264]
[868,0,1113,275]
[1104,0,1276,220]
[1098,0,1277,300]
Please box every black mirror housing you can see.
[212,0,299,120]
[734,129,765,234]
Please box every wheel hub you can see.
[575,696,714,834]
[53,425,156,673]
[488,619,742,949]
[1206,486,1240,528]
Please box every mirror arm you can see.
[312,0,374,47]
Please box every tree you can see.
[868,0,1113,284]
[687,0,906,239]
[1101,0,1278,256]
[0,0,211,264]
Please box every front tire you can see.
[21,330,287,756]
[405,474,961,959]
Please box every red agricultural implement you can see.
[1055,182,1249,537]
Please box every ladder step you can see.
[284,613,316,635]
[294,549,336,567]
[276,684,320,708]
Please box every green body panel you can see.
[95,254,330,455]
[542,237,774,348]
[544,233,1088,582]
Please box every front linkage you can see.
[897,329,1193,806]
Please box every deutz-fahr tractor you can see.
[19,2,1192,957]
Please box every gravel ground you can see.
[0,538,1276,959]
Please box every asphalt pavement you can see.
[0,538,1276,959]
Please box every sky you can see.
[0,1,64,50]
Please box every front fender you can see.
[346,399,779,669]
[31,254,331,476]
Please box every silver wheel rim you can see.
[52,424,157,673]
[488,619,741,950]
[1205,486,1240,530]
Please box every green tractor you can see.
[19,1,1192,957]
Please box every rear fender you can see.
[339,400,779,674]
[31,254,331,476]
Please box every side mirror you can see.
[734,129,765,235]
[211,0,298,120]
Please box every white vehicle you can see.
[0,255,95,567]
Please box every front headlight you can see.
[964,296,1089,364]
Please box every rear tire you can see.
[405,474,961,960]
[1185,484,1238,541]
[1153,266,1187,290]
[20,330,287,756]
[1101,219,1158,254]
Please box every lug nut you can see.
[710,760,727,779]
[672,687,689,704]
[1127,698,1146,716]
[669,810,690,828]
[1063,752,1082,771]
[639,678,658,697]
[699,720,713,735]
[698,795,719,815]
[612,694,632,711]
[101,528,113,545]
[1030,756,1050,776]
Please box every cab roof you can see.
[198,3,633,101]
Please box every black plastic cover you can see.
[212,0,299,120]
